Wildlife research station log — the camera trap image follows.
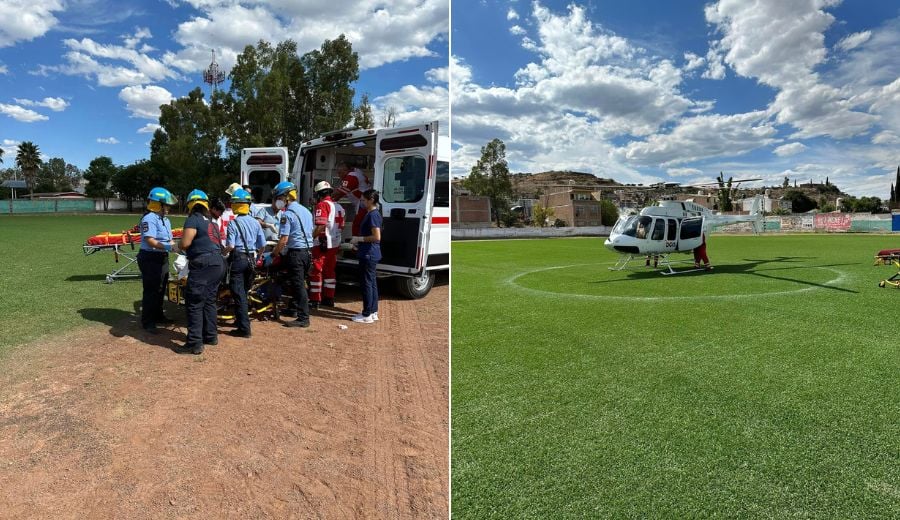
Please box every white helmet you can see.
[225,182,243,196]
[314,180,332,193]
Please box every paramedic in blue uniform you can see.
[138,187,178,333]
[350,189,383,324]
[269,181,314,328]
[176,189,226,355]
[225,189,266,338]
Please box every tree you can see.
[15,141,41,199]
[462,138,513,227]
[35,157,79,192]
[83,156,118,211]
[891,183,895,205]
[783,176,789,189]
[716,171,733,212]
[782,189,816,213]
[113,160,159,212]
[380,105,398,128]
[0,146,4,165]
[532,203,554,227]
[302,35,359,135]
[153,88,225,201]
[353,93,375,129]
[600,199,619,226]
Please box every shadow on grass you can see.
[78,301,184,352]
[65,274,110,282]
[594,256,859,294]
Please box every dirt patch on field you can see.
[0,285,448,519]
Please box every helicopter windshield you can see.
[613,215,652,238]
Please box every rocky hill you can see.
[510,171,621,198]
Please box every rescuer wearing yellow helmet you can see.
[224,188,266,337]
[138,187,178,333]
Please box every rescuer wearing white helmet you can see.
[332,161,371,236]
[308,180,346,309]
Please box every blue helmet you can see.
[186,189,209,210]
[272,181,297,198]
[231,188,253,203]
[147,187,177,205]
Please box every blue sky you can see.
[451,0,900,197]
[0,0,448,171]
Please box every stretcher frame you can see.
[82,242,141,283]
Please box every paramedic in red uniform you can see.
[332,161,371,236]
[693,232,712,270]
[308,181,345,309]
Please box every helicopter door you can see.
[663,218,678,253]
[678,216,704,251]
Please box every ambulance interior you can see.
[300,137,442,269]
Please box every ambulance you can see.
[240,121,449,298]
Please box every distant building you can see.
[737,196,792,213]
[452,193,492,227]
[540,186,605,226]
[675,193,716,210]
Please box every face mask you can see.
[275,199,286,210]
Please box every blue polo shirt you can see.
[139,211,172,252]
[227,214,266,253]
[279,201,314,249]
[357,209,382,262]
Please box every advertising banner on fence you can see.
[815,213,851,231]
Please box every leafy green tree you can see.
[716,171,733,212]
[113,160,160,212]
[782,189,816,213]
[600,199,619,226]
[35,157,79,192]
[153,87,225,201]
[83,156,119,211]
[302,35,359,135]
[782,176,789,189]
[15,141,41,199]
[353,93,374,129]
[0,146,4,165]
[463,138,513,227]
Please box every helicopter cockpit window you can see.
[613,216,635,236]
[650,218,665,240]
[635,216,653,239]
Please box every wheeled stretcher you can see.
[873,249,900,266]
[83,226,183,283]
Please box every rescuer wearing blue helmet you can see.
[269,180,315,327]
[225,188,266,338]
[175,189,226,355]
[138,187,178,333]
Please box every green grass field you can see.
[452,235,900,518]
[0,214,184,357]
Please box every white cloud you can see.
[137,122,161,134]
[0,64,7,74]
[1,138,21,157]
[507,8,519,21]
[122,26,152,49]
[97,137,119,144]
[773,142,807,157]
[683,52,704,71]
[13,96,69,111]
[667,167,703,177]
[0,0,65,48]
[615,111,778,166]
[118,85,174,119]
[163,1,448,72]
[836,30,871,52]
[0,103,49,122]
[701,47,725,80]
[872,131,900,145]
[425,65,448,84]
[510,25,526,36]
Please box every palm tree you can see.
[15,142,41,200]
[0,146,4,164]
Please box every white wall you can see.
[452,226,611,240]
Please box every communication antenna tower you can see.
[202,50,226,95]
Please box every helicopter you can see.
[604,181,765,275]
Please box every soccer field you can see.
[452,235,900,518]
[0,214,185,356]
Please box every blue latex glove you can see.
[162,242,172,252]
[262,252,273,267]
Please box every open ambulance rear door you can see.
[374,122,439,278]
[240,147,289,203]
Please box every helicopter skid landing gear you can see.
[658,254,706,276]
[609,254,636,271]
